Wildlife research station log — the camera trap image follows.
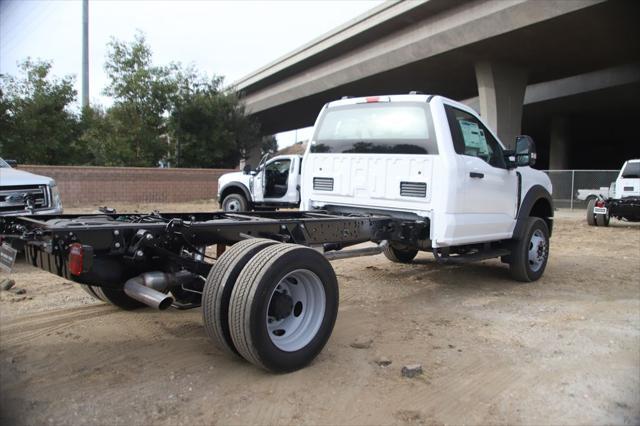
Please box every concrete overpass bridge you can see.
[234,0,640,169]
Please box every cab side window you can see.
[445,106,506,169]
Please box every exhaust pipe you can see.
[123,270,195,310]
[124,279,174,310]
[324,240,389,261]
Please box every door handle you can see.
[470,172,484,179]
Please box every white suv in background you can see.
[0,158,63,216]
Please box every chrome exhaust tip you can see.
[124,278,174,310]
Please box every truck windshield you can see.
[621,162,640,178]
[0,158,10,168]
[311,103,437,154]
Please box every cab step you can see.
[434,248,511,265]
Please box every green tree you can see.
[0,59,83,164]
[169,68,262,168]
[78,105,134,166]
[102,32,177,166]
[261,135,278,155]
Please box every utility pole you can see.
[82,0,89,108]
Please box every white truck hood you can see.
[217,171,251,195]
[0,168,54,186]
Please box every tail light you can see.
[595,200,605,208]
[68,243,84,276]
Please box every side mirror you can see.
[6,159,17,168]
[515,135,537,167]
[243,164,252,174]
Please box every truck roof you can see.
[326,94,433,108]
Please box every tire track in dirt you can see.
[0,304,116,346]
[389,356,528,423]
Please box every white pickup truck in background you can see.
[217,154,302,212]
[576,187,609,202]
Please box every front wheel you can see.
[509,217,550,282]
[222,193,249,212]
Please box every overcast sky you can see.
[0,0,383,148]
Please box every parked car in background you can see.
[576,187,609,203]
[0,158,63,216]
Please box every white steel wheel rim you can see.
[528,229,547,272]
[225,198,241,212]
[266,269,326,352]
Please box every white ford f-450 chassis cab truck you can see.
[0,94,553,373]
[586,159,640,226]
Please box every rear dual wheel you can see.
[203,241,339,373]
[596,210,610,227]
[586,198,597,226]
[202,238,278,356]
[586,198,610,227]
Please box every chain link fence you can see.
[543,170,619,209]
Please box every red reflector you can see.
[595,200,605,208]
[69,243,84,276]
[365,96,379,103]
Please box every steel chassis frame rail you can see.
[1,211,413,283]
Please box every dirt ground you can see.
[1,203,639,425]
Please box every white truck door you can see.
[288,156,302,204]
[261,156,299,205]
[252,166,265,203]
[443,104,518,245]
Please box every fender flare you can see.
[513,185,554,238]
[219,182,252,207]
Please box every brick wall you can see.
[19,165,236,206]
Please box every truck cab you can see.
[301,94,553,273]
[612,159,640,199]
[218,155,302,212]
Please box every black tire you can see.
[228,244,339,373]
[595,211,610,227]
[80,284,144,310]
[586,198,597,226]
[202,238,278,357]
[80,284,105,301]
[509,217,550,282]
[222,193,249,212]
[383,244,418,263]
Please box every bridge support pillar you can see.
[549,116,570,170]
[475,61,527,150]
